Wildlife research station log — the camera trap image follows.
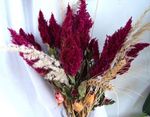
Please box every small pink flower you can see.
[55,91,64,105]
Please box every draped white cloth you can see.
[0,0,149,117]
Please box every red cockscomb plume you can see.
[75,0,93,50]
[49,14,62,48]
[9,28,41,50]
[38,10,51,45]
[61,37,82,76]
[19,28,41,50]
[118,43,149,74]
[61,5,74,40]
[9,28,49,76]
[90,18,132,77]
[88,39,100,63]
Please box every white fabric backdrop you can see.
[0,0,150,117]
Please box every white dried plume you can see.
[10,44,69,85]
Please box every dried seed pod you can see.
[101,83,113,90]
[72,101,84,113]
[84,93,95,106]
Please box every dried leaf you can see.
[78,82,87,99]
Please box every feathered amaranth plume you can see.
[19,28,41,50]
[9,28,41,50]
[49,14,62,48]
[96,43,149,81]
[10,44,69,85]
[126,43,149,57]
[9,28,50,75]
[61,37,83,76]
[60,5,83,76]
[6,1,150,116]
[75,0,93,50]
[113,23,150,67]
[88,39,99,63]
[90,18,132,77]
[98,25,150,80]
[118,43,149,74]
[77,0,93,31]
[111,9,150,76]
[61,5,74,40]
[38,10,51,45]
[9,10,72,84]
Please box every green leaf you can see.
[78,82,87,99]
[48,47,54,55]
[143,93,150,115]
[68,76,75,85]
[54,81,62,88]
[62,86,72,100]
[140,113,148,117]
[48,47,58,59]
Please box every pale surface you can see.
[0,0,149,117]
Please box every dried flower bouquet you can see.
[7,0,150,117]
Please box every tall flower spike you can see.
[113,9,150,76]
[60,5,83,76]
[19,28,41,50]
[38,10,51,45]
[9,28,29,46]
[10,44,69,85]
[90,18,132,77]
[61,5,74,40]
[88,39,99,63]
[9,28,41,50]
[49,14,61,48]
[9,28,48,75]
[61,37,82,76]
[118,43,149,74]
[75,0,93,50]
[78,0,93,31]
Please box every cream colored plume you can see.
[9,44,69,85]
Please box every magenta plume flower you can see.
[49,14,62,48]
[75,0,93,50]
[59,4,84,76]
[19,28,41,50]
[90,18,132,77]
[38,10,51,45]
[9,28,49,76]
[118,43,150,74]
[9,28,41,50]
[61,5,74,40]
[61,37,83,76]
[88,39,100,63]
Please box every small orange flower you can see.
[84,93,95,106]
[72,101,84,113]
